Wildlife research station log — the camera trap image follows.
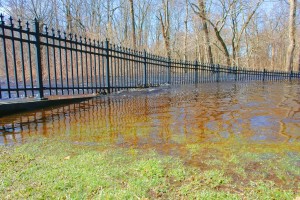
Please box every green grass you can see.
[0,138,299,199]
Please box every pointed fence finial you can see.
[17,19,22,27]
[9,16,13,26]
[45,25,48,33]
[0,13,4,25]
[26,21,30,29]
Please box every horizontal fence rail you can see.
[0,15,300,100]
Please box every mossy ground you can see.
[0,137,299,199]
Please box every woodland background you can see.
[0,0,299,71]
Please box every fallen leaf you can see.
[64,156,70,160]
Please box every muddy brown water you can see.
[0,80,299,148]
[2,80,300,191]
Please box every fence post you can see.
[105,39,111,93]
[167,57,171,84]
[234,66,237,81]
[216,64,220,82]
[143,50,148,88]
[289,70,293,80]
[0,14,11,98]
[34,19,45,99]
[194,60,198,84]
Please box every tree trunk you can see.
[159,0,171,59]
[271,43,275,70]
[129,0,136,49]
[53,0,59,30]
[198,0,213,63]
[286,0,296,72]
[184,0,188,61]
[214,28,230,65]
[66,0,72,32]
[106,0,112,41]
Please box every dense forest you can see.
[1,0,299,71]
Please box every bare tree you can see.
[65,0,72,32]
[230,0,263,66]
[192,0,262,66]
[286,0,296,71]
[184,0,188,61]
[192,0,231,65]
[2,0,299,71]
[192,0,213,63]
[136,0,151,48]
[129,0,136,49]
[158,0,171,59]
[4,0,53,25]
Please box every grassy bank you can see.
[0,138,299,199]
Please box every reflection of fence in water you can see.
[0,95,169,144]
[0,90,208,145]
[1,82,299,145]
[1,15,299,100]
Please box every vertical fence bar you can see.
[45,26,51,95]
[26,22,34,96]
[263,68,266,81]
[113,45,117,91]
[143,50,148,88]
[129,49,132,87]
[97,41,101,90]
[34,19,45,99]
[126,48,129,87]
[58,31,64,95]
[167,58,171,84]
[289,70,293,80]
[18,20,27,97]
[100,42,105,89]
[1,15,11,98]
[70,35,75,94]
[51,29,58,95]
[116,46,120,88]
[10,17,19,98]
[75,35,80,94]
[80,37,84,94]
[89,39,93,93]
[195,60,198,84]
[121,46,125,88]
[105,39,111,93]
[93,40,97,92]
[233,67,237,81]
[216,64,220,82]
[84,38,89,93]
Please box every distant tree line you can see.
[1,0,299,71]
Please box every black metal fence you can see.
[1,15,300,100]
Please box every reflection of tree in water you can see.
[277,82,300,141]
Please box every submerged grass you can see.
[0,138,299,199]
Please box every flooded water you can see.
[1,80,300,192]
[0,80,299,147]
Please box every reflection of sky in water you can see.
[219,131,230,138]
[249,115,292,141]
[1,81,300,145]
[250,116,273,127]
